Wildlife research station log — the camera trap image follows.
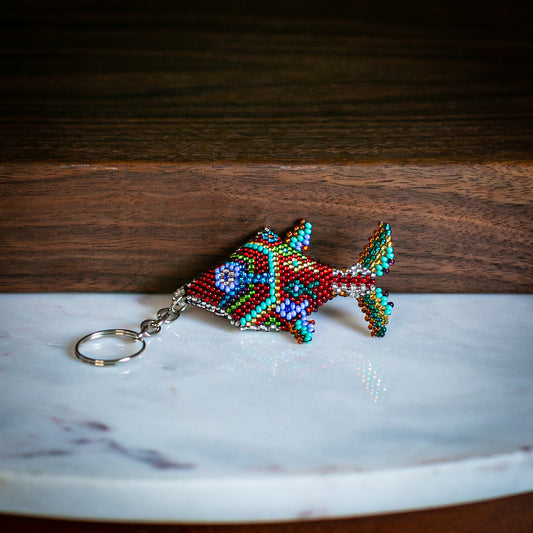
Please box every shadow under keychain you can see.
[75,219,394,366]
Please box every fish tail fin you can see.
[357,289,393,337]
[359,222,394,276]
[357,222,394,337]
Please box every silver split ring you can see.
[74,329,146,366]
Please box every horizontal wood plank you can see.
[1,162,531,292]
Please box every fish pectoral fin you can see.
[284,219,312,253]
[288,317,315,344]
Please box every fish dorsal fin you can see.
[285,219,312,252]
[257,227,282,245]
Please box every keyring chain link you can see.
[139,287,189,337]
[74,287,189,366]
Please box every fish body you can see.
[185,220,394,343]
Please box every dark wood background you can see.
[1,0,532,529]
[1,0,532,293]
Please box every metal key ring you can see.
[75,329,146,367]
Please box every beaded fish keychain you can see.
[75,220,394,366]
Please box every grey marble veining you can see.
[0,293,532,522]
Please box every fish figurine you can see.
[184,220,394,343]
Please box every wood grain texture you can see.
[1,491,533,533]
[0,0,532,163]
[0,1,532,292]
[1,162,531,292]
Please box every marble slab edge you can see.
[1,448,532,523]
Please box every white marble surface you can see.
[0,293,532,523]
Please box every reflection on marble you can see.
[0,293,532,523]
[357,358,388,403]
